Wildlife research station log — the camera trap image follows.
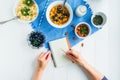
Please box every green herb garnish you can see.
[24,0,34,6]
[81,28,86,34]
[33,39,38,45]
[21,7,32,16]
[93,15,103,25]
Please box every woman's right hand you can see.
[66,49,85,66]
[66,49,105,80]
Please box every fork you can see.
[0,16,19,25]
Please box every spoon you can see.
[62,0,67,8]
[0,16,19,25]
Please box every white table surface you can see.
[0,0,120,80]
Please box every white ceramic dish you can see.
[13,0,39,23]
[91,12,107,28]
[75,5,87,17]
[46,0,73,28]
[75,22,92,39]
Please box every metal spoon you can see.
[62,0,67,8]
[0,16,19,25]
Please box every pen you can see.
[61,49,66,54]
[51,53,56,68]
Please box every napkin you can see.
[31,0,99,49]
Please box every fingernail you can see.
[46,54,49,60]
[47,51,51,53]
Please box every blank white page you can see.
[49,37,72,67]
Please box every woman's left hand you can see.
[37,51,51,72]
[33,51,51,80]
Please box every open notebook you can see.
[49,37,72,67]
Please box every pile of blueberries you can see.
[28,31,45,48]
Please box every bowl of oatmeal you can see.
[46,1,73,28]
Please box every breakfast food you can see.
[93,15,103,25]
[76,23,90,37]
[50,5,70,25]
[81,43,84,47]
[28,31,45,48]
[16,0,38,21]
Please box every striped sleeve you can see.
[102,76,108,80]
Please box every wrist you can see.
[33,67,44,80]
[36,67,44,74]
[78,59,87,67]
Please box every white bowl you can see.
[46,1,73,28]
[91,12,107,28]
[13,0,39,23]
[75,22,92,39]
